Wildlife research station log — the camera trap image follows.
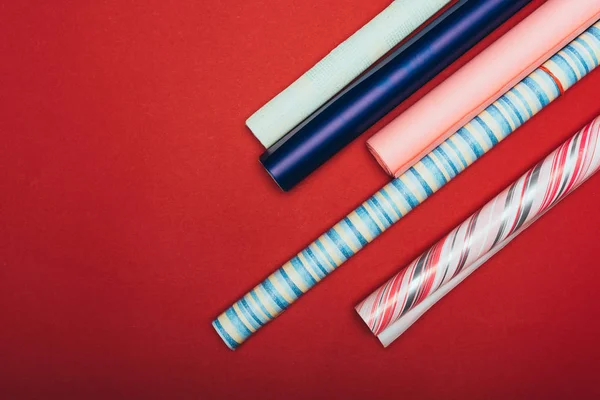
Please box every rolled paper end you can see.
[366,140,395,177]
[354,302,376,333]
[259,152,290,192]
[354,303,393,347]
[245,118,258,141]
[212,313,247,351]
[366,125,418,177]
[246,116,272,149]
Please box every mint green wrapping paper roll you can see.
[246,0,451,148]
[214,22,600,350]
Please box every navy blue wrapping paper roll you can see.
[260,0,533,191]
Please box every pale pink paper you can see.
[367,0,600,177]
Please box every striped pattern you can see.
[213,22,600,350]
[356,117,600,342]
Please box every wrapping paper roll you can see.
[357,116,600,347]
[368,0,600,177]
[260,0,532,191]
[246,0,451,148]
[213,23,600,350]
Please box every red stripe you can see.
[539,65,565,95]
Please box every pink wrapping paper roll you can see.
[357,116,600,347]
[367,0,600,177]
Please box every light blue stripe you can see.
[225,307,252,340]
[511,86,534,118]
[314,238,339,271]
[575,37,598,65]
[522,76,550,107]
[391,177,419,209]
[552,54,578,87]
[470,119,493,148]
[445,137,469,170]
[276,268,303,298]
[431,147,456,178]
[337,219,363,249]
[303,247,328,278]
[497,95,524,126]
[356,205,383,237]
[368,196,393,227]
[290,256,318,287]
[250,289,273,320]
[261,279,289,310]
[564,46,588,75]
[378,187,403,219]
[457,127,484,158]
[411,169,434,196]
[540,71,561,100]
[239,297,263,329]
[386,180,414,212]
[343,216,368,247]
[483,107,507,142]
[433,146,459,178]
[325,228,353,260]
[213,319,239,349]
[590,26,600,41]
[536,70,561,99]
[309,243,335,273]
[419,155,446,188]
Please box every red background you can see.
[2,0,600,398]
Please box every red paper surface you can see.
[1,0,600,398]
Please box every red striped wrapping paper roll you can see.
[356,116,600,347]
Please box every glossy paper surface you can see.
[246,0,451,148]
[260,0,532,191]
[368,0,600,177]
[357,116,600,347]
[213,23,600,350]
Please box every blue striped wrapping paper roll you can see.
[213,22,600,350]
